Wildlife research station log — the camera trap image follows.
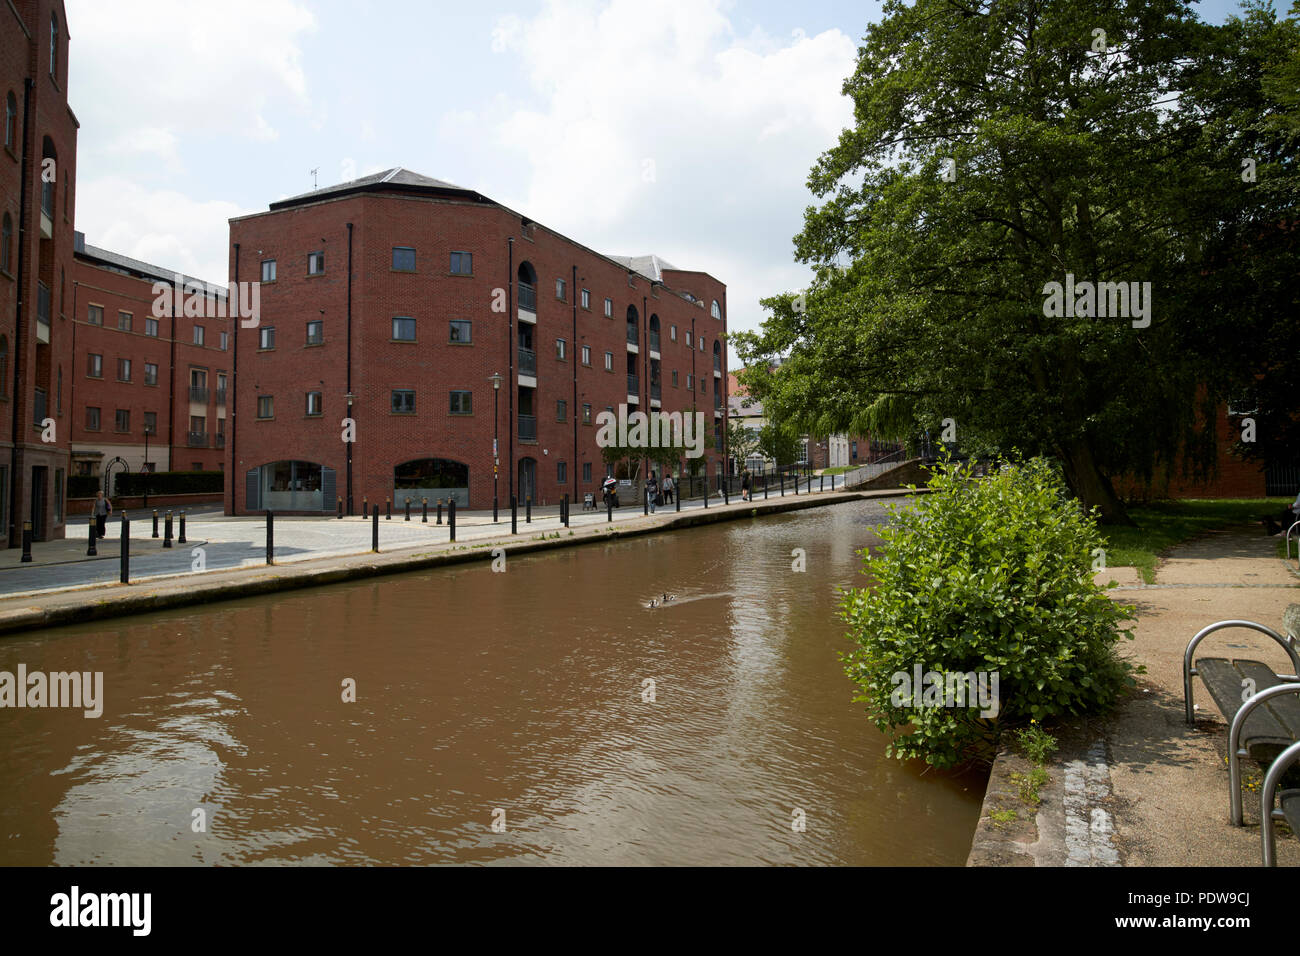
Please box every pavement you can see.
[0,477,857,602]
[971,525,1300,867]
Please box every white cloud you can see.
[76,176,249,285]
[487,0,858,348]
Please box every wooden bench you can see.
[1262,737,1300,865]
[1182,614,1300,830]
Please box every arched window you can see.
[41,137,56,218]
[1,213,11,274]
[648,314,660,351]
[626,305,639,346]
[711,299,721,320]
[4,92,15,150]
[713,339,722,372]
[50,15,58,78]
[0,335,9,399]
[517,261,537,312]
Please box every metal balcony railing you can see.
[649,330,660,352]
[518,414,537,441]
[189,386,209,403]
[214,434,226,449]
[626,324,638,346]
[518,347,536,376]
[650,382,661,401]
[713,354,722,372]
[627,373,638,395]
[518,282,537,312]
[215,389,227,406]
[187,431,208,448]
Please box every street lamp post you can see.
[143,425,152,508]
[489,372,502,522]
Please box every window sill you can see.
[255,417,274,422]
[390,339,417,344]
[305,342,324,348]
[447,272,474,278]
[306,272,326,278]
[391,268,417,275]
[86,374,103,380]
[305,414,323,419]
[260,279,277,285]
[448,341,472,347]
[390,411,417,417]
[256,348,276,353]
[449,413,474,418]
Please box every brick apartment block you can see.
[1,0,78,543]
[227,168,729,514]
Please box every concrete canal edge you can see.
[0,487,924,637]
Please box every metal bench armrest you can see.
[1183,620,1300,725]
[1229,682,1300,826]
[1262,738,1300,866]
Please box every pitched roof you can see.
[269,166,477,210]
[606,254,680,283]
[74,231,226,294]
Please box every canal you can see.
[0,498,984,865]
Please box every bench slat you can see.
[1198,659,1296,752]
[1235,661,1300,737]
[1282,790,1300,837]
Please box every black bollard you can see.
[405,498,411,521]
[87,514,97,557]
[703,479,708,508]
[780,473,784,497]
[493,495,498,524]
[512,495,519,534]
[764,474,769,500]
[338,496,343,519]
[562,494,569,527]
[372,508,379,552]
[449,499,456,542]
[422,497,428,523]
[820,474,824,493]
[437,500,442,525]
[152,509,159,538]
[675,483,680,512]
[266,510,274,565]
[644,486,649,515]
[164,511,174,548]
[363,496,369,519]
[606,493,612,523]
[120,512,130,584]
[526,496,531,523]
[386,497,391,520]
[21,519,33,562]
[832,473,836,492]
[178,511,187,544]
[794,471,799,495]
[723,478,729,506]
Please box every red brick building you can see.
[227,168,728,514]
[1,0,78,544]
[70,235,230,481]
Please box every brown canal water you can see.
[0,499,984,865]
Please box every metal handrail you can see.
[1183,619,1300,726]
[1229,683,1300,826]
[1262,737,1300,865]
[1286,520,1300,566]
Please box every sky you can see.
[65,0,1251,365]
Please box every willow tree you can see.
[733,0,1300,522]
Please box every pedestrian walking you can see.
[741,469,752,502]
[646,471,659,514]
[662,473,674,504]
[93,490,112,539]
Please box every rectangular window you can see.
[672,369,678,387]
[87,304,102,326]
[117,358,132,382]
[219,331,228,351]
[306,391,322,416]
[87,353,102,378]
[261,259,277,282]
[114,408,130,432]
[581,289,590,309]
[581,345,591,366]
[391,389,415,414]
[118,310,132,332]
[556,278,566,301]
[193,325,205,346]
[449,251,472,275]
[393,317,416,341]
[582,403,592,424]
[306,320,323,345]
[449,319,472,344]
[449,390,472,415]
[85,406,100,430]
[190,414,206,437]
[144,411,157,434]
[392,246,416,272]
[604,351,613,371]
[604,298,613,317]
[582,462,592,483]
[686,330,693,347]
[308,251,325,275]
[557,461,567,484]
[257,396,274,419]
[700,377,707,392]
[670,324,677,341]
[556,338,566,360]
[557,400,566,421]
[145,317,159,337]
[259,326,275,349]
[687,373,694,390]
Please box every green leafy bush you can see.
[841,456,1136,768]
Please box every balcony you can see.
[32,388,47,426]
[649,330,660,353]
[189,386,210,403]
[187,431,208,448]
[713,355,722,372]
[518,414,537,441]
[626,325,639,346]
[215,389,227,406]
[518,347,536,376]
[627,373,638,396]
[650,381,661,401]
[518,282,537,313]
[713,393,723,410]
[214,434,226,449]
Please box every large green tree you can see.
[733,0,1300,522]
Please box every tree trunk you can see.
[1057,437,1133,526]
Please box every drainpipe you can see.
[229,242,239,515]
[346,222,353,514]
[572,264,577,499]
[642,292,648,485]
[507,238,514,506]
[168,273,177,471]
[8,78,33,548]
